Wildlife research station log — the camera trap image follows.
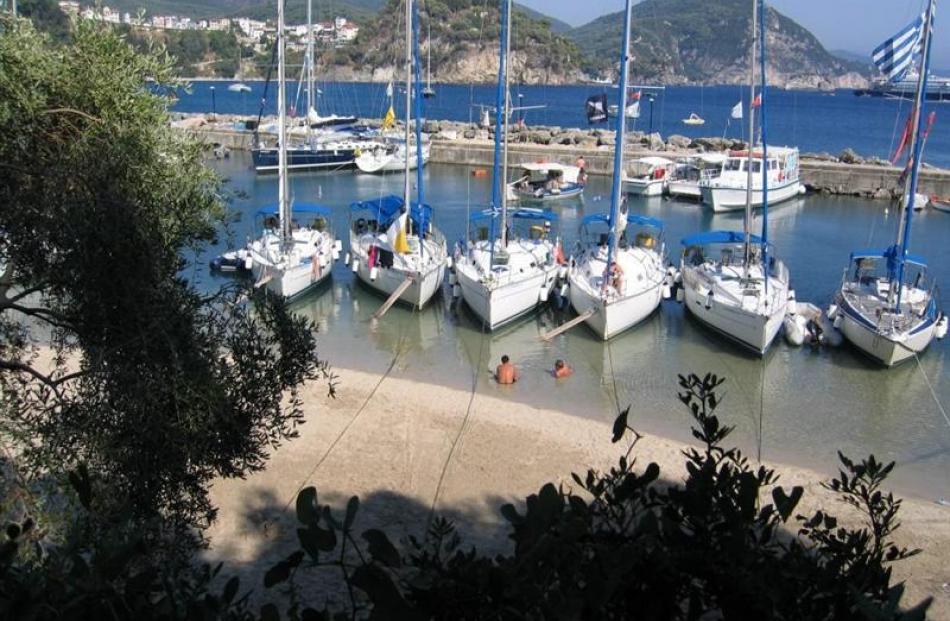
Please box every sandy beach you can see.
[205,366,950,617]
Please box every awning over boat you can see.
[582,213,663,229]
[351,195,432,230]
[850,247,927,268]
[470,208,558,222]
[680,230,763,246]
[256,203,332,218]
[517,162,578,174]
[635,156,674,167]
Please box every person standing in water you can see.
[495,355,519,384]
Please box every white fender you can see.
[319,255,329,268]
[351,258,359,273]
[662,284,671,300]
[827,303,838,320]
[345,252,351,265]
[936,315,948,340]
[539,286,549,302]
[445,256,453,269]
[369,266,379,281]
[559,283,569,298]
[452,283,461,298]
[448,272,457,285]
[332,248,340,261]
[558,265,568,280]
[244,256,253,271]
[676,287,684,303]
[333,239,343,252]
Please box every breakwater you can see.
[179,115,950,200]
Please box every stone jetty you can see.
[175,113,950,200]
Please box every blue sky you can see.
[520,0,950,70]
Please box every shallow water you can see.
[197,153,950,501]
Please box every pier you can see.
[181,118,950,199]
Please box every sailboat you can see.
[355,79,430,174]
[832,0,947,366]
[248,0,339,299]
[422,19,436,98]
[348,0,447,309]
[677,0,790,354]
[453,0,561,330]
[251,0,359,173]
[566,0,669,340]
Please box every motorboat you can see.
[682,112,705,125]
[699,146,804,212]
[508,162,585,202]
[355,141,430,173]
[622,156,674,196]
[667,153,728,200]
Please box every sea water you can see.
[195,154,950,502]
[174,81,950,168]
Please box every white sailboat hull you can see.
[682,285,785,354]
[455,264,557,330]
[568,275,663,340]
[837,309,936,366]
[354,259,444,308]
[250,231,336,300]
[252,259,332,298]
[836,286,939,366]
[355,145,429,174]
[702,179,802,212]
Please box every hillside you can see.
[568,0,868,88]
[315,0,585,84]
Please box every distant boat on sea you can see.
[854,70,950,100]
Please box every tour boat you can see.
[347,0,446,309]
[248,0,339,299]
[454,0,561,330]
[667,153,728,200]
[699,146,804,212]
[622,156,674,196]
[833,0,946,366]
[678,0,791,355]
[508,162,585,202]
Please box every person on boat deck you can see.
[576,156,588,185]
[609,261,624,293]
[553,359,573,379]
[495,355,519,385]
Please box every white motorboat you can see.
[454,0,561,330]
[834,0,945,366]
[349,197,446,308]
[667,153,728,200]
[623,156,674,196]
[677,0,790,355]
[566,0,669,340]
[699,146,804,212]
[355,141,430,173]
[682,112,705,125]
[902,191,929,211]
[347,0,446,310]
[508,162,585,202]
[249,0,338,300]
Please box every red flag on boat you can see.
[750,94,762,108]
[630,90,642,101]
[892,111,914,164]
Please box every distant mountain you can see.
[315,0,586,84]
[568,0,869,88]
[514,4,572,34]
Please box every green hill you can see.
[568,0,866,86]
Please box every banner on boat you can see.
[585,93,608,124]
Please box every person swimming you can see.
[553,359,573,379]
[495,355,519,385]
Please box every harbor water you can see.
[198,153,950,502]
[174,81,950,168]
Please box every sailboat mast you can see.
[488,0,509,264]
[604,0,634,283]
[277,0,290,245]
[758,0,769,287]
[403,0,412,206]
[306,0,314,145]
[427,20,432,90]
[894,0,935,311]
[412,0,426,258]
[500,0,512,248]
[743,0,757,272]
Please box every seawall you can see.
[182,123,950,200]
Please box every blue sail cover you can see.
[255,203,333,218]
[680,230,764,246]
[850,246,928,269]
[351,195,432,230]
[582,213,663,229]
[470,208,558,222]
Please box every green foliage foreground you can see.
[2,374,932,620]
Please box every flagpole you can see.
[893,0,935,312]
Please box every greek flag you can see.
[872,11,930,82]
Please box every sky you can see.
[518,0,950,70]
